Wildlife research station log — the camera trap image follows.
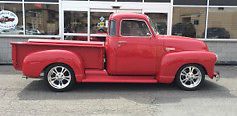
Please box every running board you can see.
[82,70,157,83]
[82,76,157,83]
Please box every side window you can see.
[109,20,116,36]
[121,20,151,37]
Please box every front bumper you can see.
[213,71,220,81]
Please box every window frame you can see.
[119,19,152,38]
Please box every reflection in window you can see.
[90,12,112,34]
[172,7,206,38]
[121,20,150,36]
[145,13,167,35]
[210,0,237,6]
[64,11,87,34]
[0,3,23,35]
[174,0,207,5]
[25,4,59,35]
[207,8,237,39]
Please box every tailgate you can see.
[11,42,29,70]
[11,43,18,70]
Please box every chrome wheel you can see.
[179,66,202,88]
[47,66,72,89]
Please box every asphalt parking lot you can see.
[0,65,237,116]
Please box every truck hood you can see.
[158,35,208,52]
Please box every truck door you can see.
[114,19,157,75]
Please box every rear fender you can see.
[22,50,85,82]
[157,51,217,83]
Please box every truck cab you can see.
[11,13,219,92]
[106,13,163,76]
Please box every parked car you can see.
[205,27,230,39]
[156,22,167,35]
[172,22,196,38]
[11,13,220,92]
[26,29,42,35]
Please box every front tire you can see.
[44,63,76,92]
[175,64,205,91]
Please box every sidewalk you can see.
[0,65,21,75]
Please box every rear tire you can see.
[44,63,76,92]
[175,64,205,91]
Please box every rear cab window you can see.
[109,20,116,36]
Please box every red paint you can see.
[11,13,218,84]
[83,70,157,83]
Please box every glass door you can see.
[89,9,143,42]
[62,0,172,41]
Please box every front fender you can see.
[22,50,85,82]
[157,51,217,83]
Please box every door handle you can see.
[117,41,127,44]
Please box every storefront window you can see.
[207,7,237,39]
[174,0,207,5]
[145,13,167,35]
[25,4,59,35]
[172,7,206,38]
[64,11,87,34]
[90,12,112,34]
[0,3,23,35]
[210,0,237,6]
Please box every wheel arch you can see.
[22,49,85,82]
[157,51,216,83]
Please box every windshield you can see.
[148,17,159,35]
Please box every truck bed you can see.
[11,39,105,70]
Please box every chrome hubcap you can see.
[180,66,202,88]
[47,66,71,89]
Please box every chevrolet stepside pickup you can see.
[11,13,220,92]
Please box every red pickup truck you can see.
[11,13,219,92]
